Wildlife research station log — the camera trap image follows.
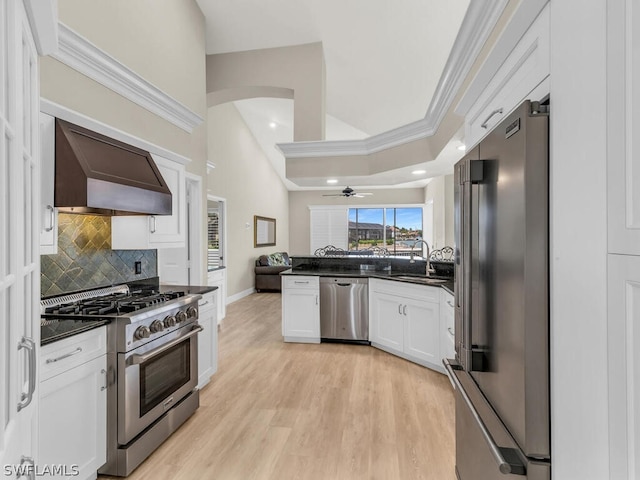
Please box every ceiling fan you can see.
[322,186,373,198]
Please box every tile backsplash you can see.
[41,213,157,297]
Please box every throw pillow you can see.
[267,252,287,266]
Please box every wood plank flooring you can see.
[100,292,455,480]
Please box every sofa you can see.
[255,252,291,292]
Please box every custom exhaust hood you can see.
[54,119,172,216]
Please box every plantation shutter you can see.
[309,207,348,253]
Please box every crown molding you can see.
[51,23,204,133]
[277,0,509,159]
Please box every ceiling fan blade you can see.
[358,192,373,196]
[322,194,343,197]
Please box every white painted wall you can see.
[549,1,609,478]
[207,102,290,297]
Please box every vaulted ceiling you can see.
[196,0,486,190]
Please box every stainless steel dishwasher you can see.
[319,277,369,342]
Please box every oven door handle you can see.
[130,325,203,365]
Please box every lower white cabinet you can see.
[440,289,455,361]
[39,328,107,480]
[282,276,320,343]
[369,279,442,371]
[207,268,226,324]
[197,291,218,389]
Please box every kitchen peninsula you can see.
[280,255,455,374]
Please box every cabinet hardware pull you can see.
[150,215,157,233]
[447,300,454,308]
[46,347,82,364]
[199,300,209,306]
[480,108,504,129]
[402,305,408,316]
[398,304,402,315]
[316,295,318,305]
[294,281,309,284]
[448,327,455,337]
[101,369,107,391]
[45,205,55,232]
[17,337,36,412]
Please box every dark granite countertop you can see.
[41,318,110,346]
[281,268,454,295]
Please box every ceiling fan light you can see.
[326,179,338,184]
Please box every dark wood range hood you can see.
[54,119,172,216]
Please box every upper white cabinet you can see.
[282,275,320,343]
[458,3,550,150]
[369,279,442,371]
[40,112,58,254]
[111,154,186,249]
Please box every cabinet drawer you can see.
[283,275,319,290]
[40,327,107,381]
[370,278,440,303]
[198,291,216,312]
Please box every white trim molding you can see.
[23,0,59,55]
[277,0,510,159]
[51,22,204,133]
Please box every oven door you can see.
[118,323,202,445]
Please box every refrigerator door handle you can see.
[443,359,526,476]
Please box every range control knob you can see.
[150,320,164,333]
[164,315,177,328]
[186,306,198,319]
[176,311,187,323]
[134,326,151,340]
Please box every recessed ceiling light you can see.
[457,144,466,151]
[269,121,277,129]
[326,179,338,184]
[411,170,426,175]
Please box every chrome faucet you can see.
[409,239,432,276]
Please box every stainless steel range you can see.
[41,284,202,477]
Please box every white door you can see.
[0,0,40,475]
[369,292,404,353]
[404,298,440,364]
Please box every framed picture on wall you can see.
[254,215,276,247]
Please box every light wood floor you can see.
[101,293,455,480]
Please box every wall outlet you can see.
[134,261,142,274]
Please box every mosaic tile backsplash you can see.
[41,213,157,297]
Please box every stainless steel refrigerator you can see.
[444,99,551,480]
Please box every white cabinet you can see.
[111,155,186,249]
[282,275,320,343]
[458,3,550,150]
[369,279,442,371]
[39,327,107,480]
[207,268,226,324]
[197,291,218,389]
[40,111,58,254]
[440,289,455,361]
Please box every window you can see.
[348,207,423,256]
[207,201,222,269]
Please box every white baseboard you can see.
[226,287,256,304]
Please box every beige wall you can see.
[207,103,290,297]
[288,189,426,255]
[39,0,209,282]
[424,175,454,250]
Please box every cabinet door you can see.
[148,155,186,246]
[404,298,440,365]
[282,288,320,342]
[608,0,640,255]
[197,293,217,389]
[207,269,226,323]
[111,155,186,249]
[39,355,107,480]
[440,291,455,361]
[369,291,404,354]
[39,112,57,254]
